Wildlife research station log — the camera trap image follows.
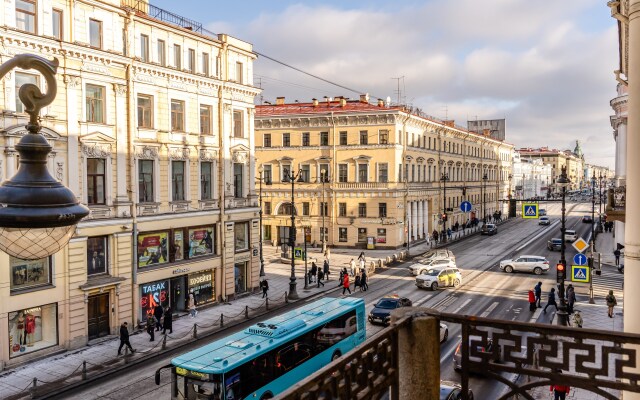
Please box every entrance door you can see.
[88,293,110,340]
[170,276,186,312]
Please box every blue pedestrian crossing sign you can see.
[522,203,539,219]
[460,201,472,212]
[573,253,587,266]
[571,265,590,283]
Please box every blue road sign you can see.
[571,265,590,283]
[460,201,472,212]
[573,253,587,266]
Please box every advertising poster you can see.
[188,228,214,258]
[174,231,184,261]
[138,232,169,267]
[10,257,50,290]
[140,280,169,317]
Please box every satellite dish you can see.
[386,96,391,106]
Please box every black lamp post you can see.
[321,169,327,253]
[556,166,571,326]
[283,169,303,300]
[589,174,597,304]
[482,173,488,223]
[257,165,271,278]
[0,54,89,260]
[440,173,449,241]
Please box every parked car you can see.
[538,209,547,216]
[440,380,474,400]
[409,258,457,276]
[481,224,498,235]
[499,255,550,275]
[368,295,412,326]
[564,229,577,242]
[416,266,463,291]
[440,323,449,343]
[420,249,456,262]
[547,238,563,251]
[538,216,550,225]
[582,215,593,223]
[453,337,500,372]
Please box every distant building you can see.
[518,145,585,191]
[512,153,553,199]
[467,119,506,141]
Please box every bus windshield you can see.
[175,371,223,400]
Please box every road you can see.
[63,201,622,400]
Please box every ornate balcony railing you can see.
[277,308,640,400]
[333,182,390,190]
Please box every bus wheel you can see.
[260,392,274,399]
[332,350,342,361]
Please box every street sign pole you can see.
[588,241,595,304]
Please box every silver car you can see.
[409,258,457,276]
[499,255,549,275]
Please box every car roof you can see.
[518,255,545,259]
[551,238,562,242]
[540,216,549,218]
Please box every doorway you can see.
[88,293,110,340]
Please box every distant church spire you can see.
[573,140,584,159]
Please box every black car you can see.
[368,295,412,326]
[440,380,474,400]
[582,215,593,223]
[547,238,562,251]
[481,224,498,235]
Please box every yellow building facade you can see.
[0,0,260,368]
[519,147,585,191]
[255,97,513,250]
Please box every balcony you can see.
[121,0,217,38]
[277,308,637,400]
[606,185,626,223]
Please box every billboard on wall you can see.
[137,232,169,267]
[140,280,169,317]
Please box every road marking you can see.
[413,294,433,307]
[452,298,472,314]
[433,295,457,309]
[528,308,542,323]
[480,302,499,318]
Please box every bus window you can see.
[183,375,222,400]
[316,311,357,347]
[276,342,312,372]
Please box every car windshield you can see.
[423,269,441,276]
[375,299,398,309]
[418,259,436,265]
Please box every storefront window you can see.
[137,231,169,267]
[173,230,184,261]
[8,303,58,358]
[188,227,214,258]
[376,228,387,244]
[234,262,248,294]
[139,280,169,318]
[358,228,367,243]
[87,236,108,275]
[10,257,52,292]
[234,222,249,251]
[188,270,214,305]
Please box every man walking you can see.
[534,281,542,308]
[323,259,330,281]
[317,269,325,287]
[614,248,621,266]
[118,322,135,355]
[550,371,570,400]
[146,312,156,342]
[153,304,164,332]
[260,279,269,298]
[543,288,558,313]
[566,284,576,315]
[162,307,173,334]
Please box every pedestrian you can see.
[550,373,570,400]
[162,307,173,334]
[566,284,576,315]
[317,269,325,287]
[359,257,366,275]
[323,259,330,281]
[361,270,368,291]
[432,230,439,243]
[349,259,357,275]
[146,312,156,342]
[354,274,361,291]
[188,293,198,318]
[534,281,542,308]
[261,279,269,298]
[117,322,135,355]
[153,303,164,332]
[324,246,331,262]
[310,262,318,283]
[447,228,452,240]
[543,288,558,313]
[528,289,536,312]
[573,311,583,328]
[358,251,365,262]
[342,271,351,295]
[606,290,617,318]
[614,248,621,266]
[339,267,345,287]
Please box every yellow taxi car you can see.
[415,266,462,291]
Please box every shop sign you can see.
[140,280,169,315]
[381,218,397,225]
[189,271,214,305]
[173,267,190,275]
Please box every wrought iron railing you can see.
[278,309,640,400]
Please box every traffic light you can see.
[556,262,566,283]
[442,213,448,222]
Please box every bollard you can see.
[266,298,269,310]
[285,292,289,303]
[220,313,224,328]
[162,334,167,350]
[193,323,198,339]
[30,377,37,399]
[245,305,249,319]
[82,360,87,380]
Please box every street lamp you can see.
[482,173,488,224]
[589,174,597,304]
[555,166,571,326]
[440,173,449,242]
[257,165,271,278]
[598,173,604,230]
[0,54,90,260]
[282,168,304,300]
[321,169,327,253]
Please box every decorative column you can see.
[406,200,412,243]
[113,83,129,212]
[64,75,81,197]
[412,201,418,241]
[422,201,429,237]
[417,200,423,240]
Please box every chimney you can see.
[483,129,491,136]
[377,99,384,107]
[340,98,347,107]
[443,120,455,127]
[359,93,370,103]
[276,97,285,106]
[312,98,318,107]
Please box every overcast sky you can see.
[153,0,619,169]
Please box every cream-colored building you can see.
[519,145,585,192]
[255,96,513,250]
[0,0,260,368]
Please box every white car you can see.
[420,249,456,263]
[538,216,550,225]
[440,323,449,343]
[416,266,463,290]
[564,229,577,242]
[500,255,550,275]
[408,258,457,276]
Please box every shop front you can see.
[7,303,58,358]
[187,270,214,306]
[234,262,248,295]
[139,280,169,319]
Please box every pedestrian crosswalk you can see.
[574,267,623,300]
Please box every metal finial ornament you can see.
[0,54,89,260]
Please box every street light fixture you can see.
[282,168,304,300]
[257,165,271,278]
[555,166,571,326]
[440,173,449,242]
[0,54,89,260]
[482,173,489,224]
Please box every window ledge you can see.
[10,284,55,296]
[79,275,126,291]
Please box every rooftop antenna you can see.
[391,76,405,105]
[256,77,263,105]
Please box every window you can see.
[263,225,272,241]
[188,48,195,73]
[89,19,102,49]
[379,203,387,218]
[233,110,243,138]
[202,52,210,75]
[281,165,291,181]
[358,163,368,183]
[302,132,310,146]
[320,227,328,243]
[320,132,329,146]
[16,0,36,34]
[200,105,212,135]
[174,44,181,69]
[15,72,39,114]
[200,162,212,200]
[87,158,106,205]
[10,256,52,291]
[300,165,310,182]
[157,40,166,66]
[264,201,272,215]
[378,163,388,183]
[340,131,347,145]
[234,163,243,198]
[339,203,347,217]
[377,228,387,244]
[235,61,243,83]
[339,228,348,242]
[358,228,367,243]
[263,133,271,147]
[338,164,348,183]
[283,133,291,147]
[302,202,310,216]
[234,222,249,251]
[86,84,105,123]
[263,165,272,183]
[87,236,108,275]
[138,160,154,202]
[358,203,367,218]
[171,161,185,201]
[52,9,62,40]
[379,130,389,144]
[359,131,368,145]
[171,99,185,131]
[137,94,153,128]
[320,202,328,217]
[140,34,149,62]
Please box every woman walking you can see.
[606,290,617,318]
[543,288,558,313]
[342,272,351,295]
[528,289,536,312]
[361,270,368,291]
[188,293,197,318]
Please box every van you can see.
[564,230,577,242]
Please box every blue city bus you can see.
[155,297,366,399]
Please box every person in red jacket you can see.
[551,383,570,400]
[342,272,351,295]
[528,290,536,312]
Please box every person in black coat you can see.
[162,307,173,334]
[323,260,330,281]
[153,304,164,331]
[118,322,135,355]
[310,262,318,283]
